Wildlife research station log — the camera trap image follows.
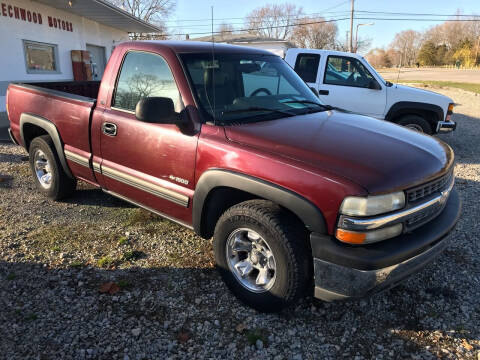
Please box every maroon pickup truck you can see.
[6,41,461,312]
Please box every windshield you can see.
[180,53,327,125]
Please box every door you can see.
[293,53,321,89]
[99,50,198,224]
[319,55,386,117]
[86,44,106,80]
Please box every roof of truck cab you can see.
[119,40,276,55]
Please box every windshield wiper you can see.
[283,100,350,113]
[221,107,296,117]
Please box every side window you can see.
[324,56,375,88]
[113,51,181,112]
[294,53,320,83]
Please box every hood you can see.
[388,84,453,108]
[225,111,453,194]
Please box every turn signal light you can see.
[335,229,366,244]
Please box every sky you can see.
[169,0,480,52]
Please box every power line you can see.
[163,16,480,37]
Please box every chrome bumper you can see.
[437,121,456,133]
[313,236,449,301]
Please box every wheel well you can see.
[391,110,438,129]
[22,123,48,151]
[199,186,307,239]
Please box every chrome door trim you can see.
[92,161,101,173]
[101,165,189,208]
[64,149,89,168]
[103,189,193,230]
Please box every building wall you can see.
[0,0,130,111]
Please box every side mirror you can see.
[368,80,382,90]
[309,87,319,97]
[135,97,178,124]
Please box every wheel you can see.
[29,135,76,200]
[396,114,432,134]
[213,200,311,312]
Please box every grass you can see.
[399,80,480,94]
[124,209,160,227]
[69,261,84,268]
[245,329,268,346]
[6,273,16,280]
[97,256,115,268]
[122,250,143,262]
[117,236,128,245]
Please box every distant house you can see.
[191,33,293,58]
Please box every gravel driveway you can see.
[1,87,479,360]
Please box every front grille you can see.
[407,170,453,203]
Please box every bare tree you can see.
[290,17,337,49]
[217,23,234,40]
[245,3,303,40]
[389,30,422,66]
[365,48,392,68]
[110,0,175,38]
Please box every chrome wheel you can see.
[406,124,424,132]
[33,149,52,189]
[225,228,277,293]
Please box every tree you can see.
[110,0,175,38]
[290,17,337,49]
[365,48,392,68]
[389,30,422,67]
[217,23,234,40]
[245,3,303,40]
[417,41,438,66]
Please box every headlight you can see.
[339,192,405,216]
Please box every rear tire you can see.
[397,114,433,134]
[213,200,311,312]
[29,135,76,200]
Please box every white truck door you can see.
[319,54,386,117]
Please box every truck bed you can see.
[12,81,100,102]
[7,81,98,170]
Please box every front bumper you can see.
[437,120,456,133]
[311,189,461,301]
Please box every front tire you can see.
[397,114,433,134]
[213,200,311,312]
[29,135,76,200]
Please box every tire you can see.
[213,199,311,312]
[396,114,433,134]
[29,135,76,200]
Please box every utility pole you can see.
[349,0,354,52]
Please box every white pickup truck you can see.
[283,48,456,134]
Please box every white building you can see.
[0,0,161,113]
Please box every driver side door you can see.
[318,55,386,118]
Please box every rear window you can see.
[293,53,320,83]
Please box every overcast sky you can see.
[170,0,480,51]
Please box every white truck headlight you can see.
[339,192,405,217]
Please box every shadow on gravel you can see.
[438,113,480,165]
[61,188,135,209]
[0,149,27,164]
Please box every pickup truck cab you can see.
[284,48,456,134]
[7,41,460,312]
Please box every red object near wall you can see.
[71,50,92,81]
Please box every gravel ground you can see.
[0,87,479,360]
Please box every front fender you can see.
[193,169,327,237]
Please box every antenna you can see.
[396,42,406,87]
[211,6,216,124]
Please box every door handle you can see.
[318,90,329,95]
[102,122,117,136]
